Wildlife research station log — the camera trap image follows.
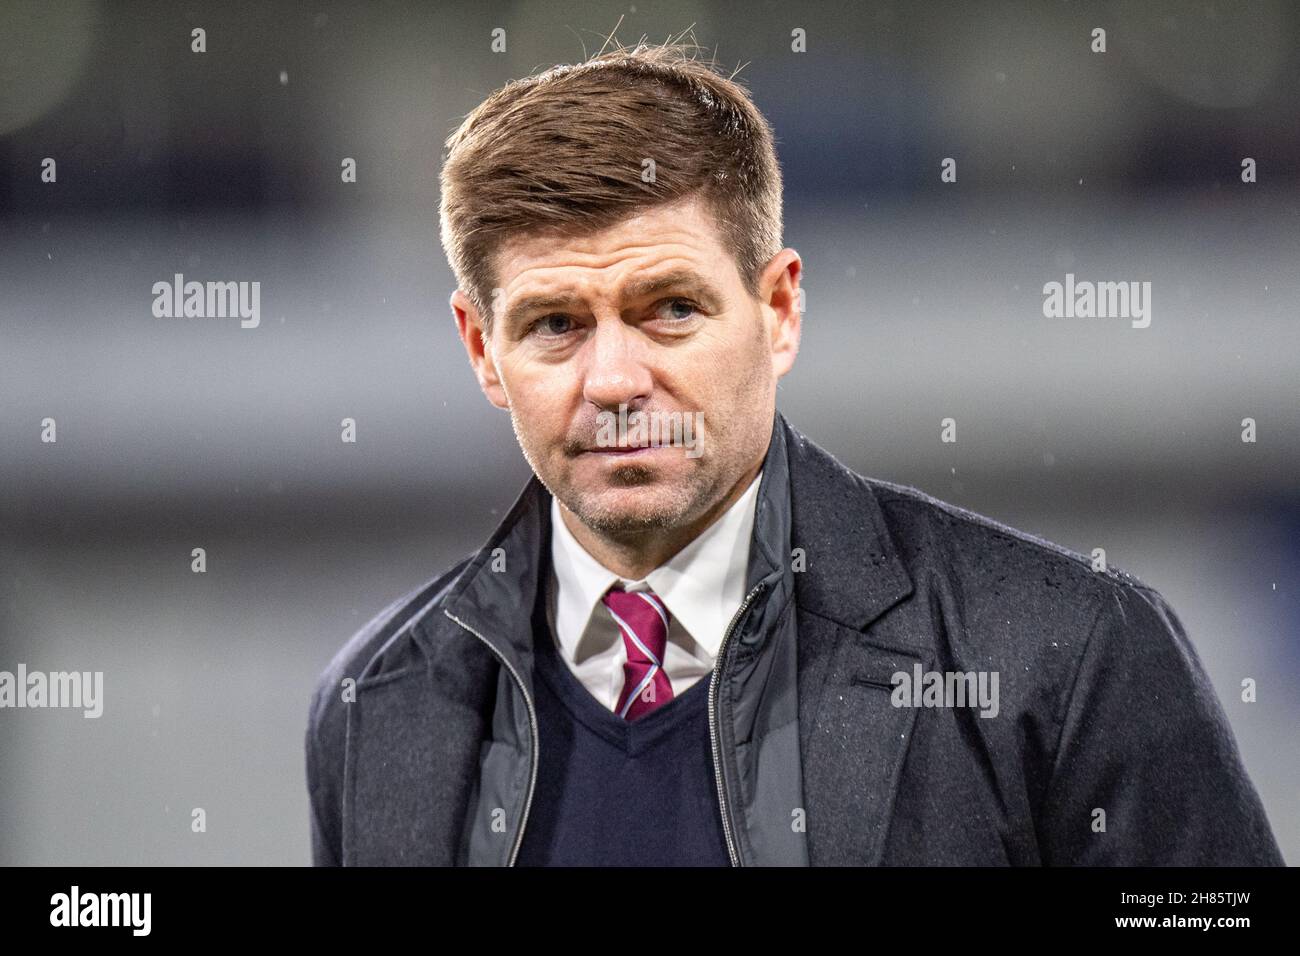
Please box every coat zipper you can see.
[443,609,538,867]
[708,580,768,867]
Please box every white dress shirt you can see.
[545,469,763,712]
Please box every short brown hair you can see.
[438,37,784,335]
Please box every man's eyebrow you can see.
[500,269,725,330]
[620,270,724,306]
[499,292,576,330]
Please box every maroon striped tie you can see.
[601,585,674,720]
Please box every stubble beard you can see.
[559,456,718,538]
[511,415,721,539]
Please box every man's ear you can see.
[450,288,509,410]
[758,249,802,380]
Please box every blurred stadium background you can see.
[0,0,1296,864]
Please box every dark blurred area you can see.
[0,0,1295,864]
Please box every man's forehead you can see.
[493,197,728,293]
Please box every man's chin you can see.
[561,486,689,535]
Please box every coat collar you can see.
[782,416,915,632]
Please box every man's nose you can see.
[581,317,653,411]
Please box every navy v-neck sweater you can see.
[514,579,732,867]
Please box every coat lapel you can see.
[780,417,928,865]
[796,613,930,864]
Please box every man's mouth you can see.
[581,443,658,456]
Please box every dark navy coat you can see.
[306,411,1284,865]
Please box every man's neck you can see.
[559,459,763,580]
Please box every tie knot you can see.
[601,585,671,660]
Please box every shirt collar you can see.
[549,467,764,661]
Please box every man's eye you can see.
[657,298,700,321]
[530,314,575,337]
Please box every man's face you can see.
[452,195,800,539]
